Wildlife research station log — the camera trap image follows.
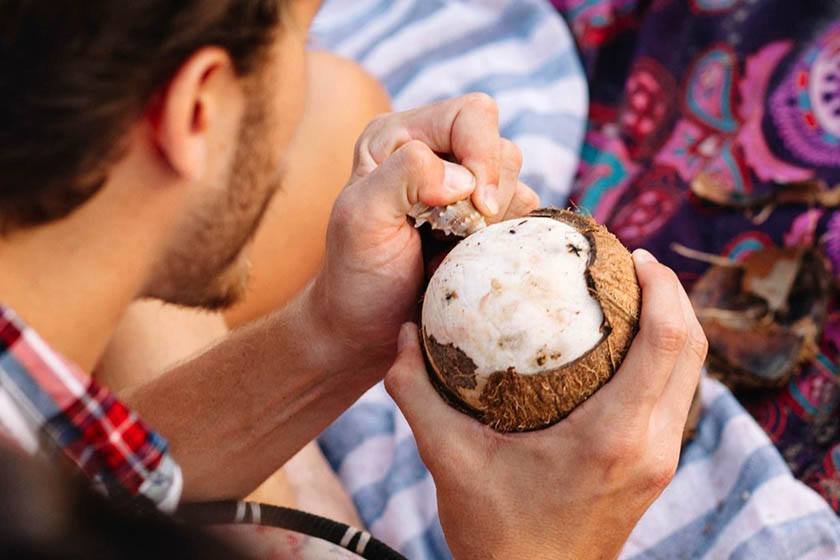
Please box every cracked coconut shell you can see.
[688,246,830,389]
[421,208,641,432]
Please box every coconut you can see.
[420,208,641,432]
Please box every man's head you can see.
[0,1,308,309]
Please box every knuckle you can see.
[592,434,641,466]
[641,456,678,492]
[362,113,390,136]
[687,326,709,361]
[397,140,433,172]
[353,115,390,166]
[352,135,365,159]
[329,190,356,229]
[649,318,688,354]
[384,365,408,399]
[355,117,381,151]
[352,136,369,169]
[464,92,499,116]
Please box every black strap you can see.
[177,500,407,560]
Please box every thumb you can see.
[385,323,473,444]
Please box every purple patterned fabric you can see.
[552,0,840,512]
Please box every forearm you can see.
[124,284,388,501]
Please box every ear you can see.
[150,47,245,181]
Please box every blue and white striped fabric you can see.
[319,377,840,559]
[311,0,588,202]
[311,2,840,558]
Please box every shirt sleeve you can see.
[0,307,182,512]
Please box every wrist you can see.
[301,278,392,382]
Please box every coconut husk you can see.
[688,247,830,389]
[422,208,642,432]
[741,247,802,313]
[691,176,840,209]
[775,180,840,207]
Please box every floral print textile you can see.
[552,0,840,511]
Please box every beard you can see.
[147,92,285,311]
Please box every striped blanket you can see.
[311,0,588,199]
[311,1,840,558]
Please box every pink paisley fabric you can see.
[552,0,840,512]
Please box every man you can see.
[0,1,707,558]
[92,0,391,520]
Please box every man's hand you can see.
[310,94,540,366]
[385,250,708,560]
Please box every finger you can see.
[653,281,706,432]
[501,182,541,221]
[596,249,688,421]
[359,94,502,215]
[476,138,522,222]
[385,323,475,447]
[349,140,476,226]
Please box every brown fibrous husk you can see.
[689,247,830,389]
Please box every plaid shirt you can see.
[0,306,182,512]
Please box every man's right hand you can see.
[385,249,708,560]
[309,93,539,374]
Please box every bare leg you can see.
[96,300,227,390]
[96,299,361,526]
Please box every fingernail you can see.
[480,184,500,216]
[397,323,415,353]
[633,248,658,265]
[443,161,475,195]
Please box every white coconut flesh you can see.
[422,217,605,378]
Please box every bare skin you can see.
[97,48,390,386]
[1,1,703,557]
[387,251,708,560]
[224,50,390,327]
[96,48,388,526]
[119,94,536,500]
[96,299,362,527]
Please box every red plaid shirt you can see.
[0,306,181,511]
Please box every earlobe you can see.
[149,47,241,182]
[180,129,208,181]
